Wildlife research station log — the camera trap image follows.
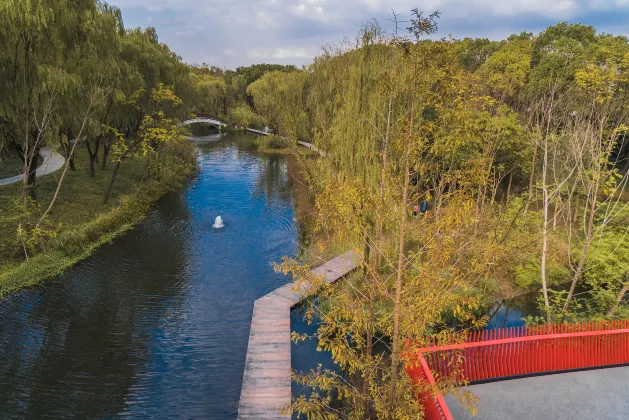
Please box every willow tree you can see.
[278,12,516,419]
[0,0,95,199]
[247,70,309,141]
[103,84,186,203]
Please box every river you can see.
[0,130,302,419]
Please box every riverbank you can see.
[0,144,196,297]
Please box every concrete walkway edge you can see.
[237,250,359,419]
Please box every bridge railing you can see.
[406,320,629,419]
[405,353,453,420]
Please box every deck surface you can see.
[237,251,358,419]
[445,366,629,420]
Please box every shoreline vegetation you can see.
[0,145,196,297]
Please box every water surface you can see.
[0,131,300,419]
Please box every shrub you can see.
[266,135,292,149]
[227,104,266,129]
[515,258,569,289]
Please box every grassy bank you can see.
[253,134,294,155]
[0,143,196,297]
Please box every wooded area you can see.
[0,0,206,293]
[241,13,629,419]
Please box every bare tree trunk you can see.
[540,134,551,323]
[37,108,92,227]
[390,100,413,400]
[87,137,101,178]
[506,171,513,206]
[18,142,40,201]
[564,186,598,311]
[553,195,562,231]
[59,131,76,171]
[607,281,629,317]
[526,137,539,212]
[101,142,110,170]
[103,161,121,204]
[362,91,393,406]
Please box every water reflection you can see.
[0,131,300,418]
[485,294,539,330]
[188,122,221,137]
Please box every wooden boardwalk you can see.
[237,251,359,419]
[244,128,327,158]
[244,127,269,136]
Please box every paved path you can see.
[0,146,65,187]
[237,251,359,419]
[445,366,629,420]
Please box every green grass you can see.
[0,143,195,297]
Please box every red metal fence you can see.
[406,320,629,420]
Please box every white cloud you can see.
[116,0,629,68]
[175,30,196,36]
[272,47,311,58]
[358,0,579,18]
[588,0,629,9]
[289,0,330,22]
[255,10,276,29]
[247,46,315,59]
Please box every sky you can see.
[114,0,629,69]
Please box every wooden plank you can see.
[238,251,359,419]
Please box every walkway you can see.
[237,251,359,419]
[0,146,65,187]
[244,128,327,158]
[445,366,629,420]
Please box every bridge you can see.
[407,320,629,419]
[181,117,226,128]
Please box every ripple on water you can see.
[0,132,300,419]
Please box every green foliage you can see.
[227,104,266,128]
[234,63,298,86]
[531,22,596,65]
[515,258,569,289]
[266,135,292,149]
[254,134,293,154]
[247,71,308,140]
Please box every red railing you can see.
[405,353,453,420]
[406,320,629,419]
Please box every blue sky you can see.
[113,0,629,69]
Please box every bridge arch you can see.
[181,117,226,129]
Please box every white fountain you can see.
[213,215,224,229]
